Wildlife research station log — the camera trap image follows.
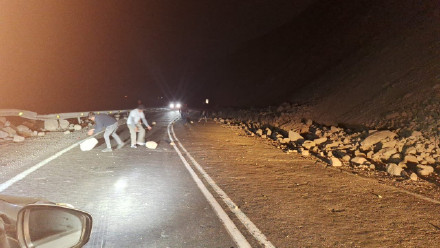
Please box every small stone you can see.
[330,126,339,133]
[330,157,342,167]
[37,132,45,137]
[256,129,263,136]
[64,130,71,134]
[13,135,25,142]
[313,137,327,145]
[369,164,376,170]
[302,140,316,150]
[288,130,304,142]
[74,124,82,131]
[301,149,310,157]
[351,156,367,165]
[265,128,272,136]
[425,156,436,165]
[410,173,418,181]
[405,147,417,155]
[381,140,397,148]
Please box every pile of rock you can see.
[215,116,439,181]
[0,117,84,143]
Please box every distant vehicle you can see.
[0,195,92,248]
[169,102,182,110]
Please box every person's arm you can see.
[94,119,104,133]
[88,117,101,135]
[140,113,151,130]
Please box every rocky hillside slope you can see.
[200,0,440,129]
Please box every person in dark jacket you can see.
[88,112,124,152]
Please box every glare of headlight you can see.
[169,103,175,108]
[176,103,181,109]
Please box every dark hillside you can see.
[200,0,440,126]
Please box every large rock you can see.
[288,130,304,142]
[0,130,8,139]
[360,131,397,151]
[405,147,417,155]
[376,148,398,162]
[80,138,98,151]
[44,120,59,131]
[59,119,70,130]
[1,127,17,137]
[417,165,434,176]
[386,163,403,176]
[16,125,33,137]
[146,141,158,149]
[404,155,418,164]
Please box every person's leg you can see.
[103,126,112,149]
[128,124,137,146]
[109,123,123,145]
[137,123,145,144]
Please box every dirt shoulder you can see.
[174,121,440,248]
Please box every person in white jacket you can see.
[127,105,152,148]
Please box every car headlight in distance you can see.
[169,103,175,109]
[176,103,181,109]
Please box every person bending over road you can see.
[88,112,124,152]
[127,105,152,148]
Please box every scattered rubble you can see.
[212,105,440,184]
[0,116,88,143]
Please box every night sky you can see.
[0,0,314,113]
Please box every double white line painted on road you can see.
[168,120,275,248]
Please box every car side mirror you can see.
[16,204,92,248]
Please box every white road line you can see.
[169,120,276,248]
[167,120,252,248]
[0,132,106,193]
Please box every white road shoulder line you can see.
[167,121,252,248]
[169,120,275,248]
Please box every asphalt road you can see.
[1,110,239,248]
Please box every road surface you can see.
[0,110,250,248]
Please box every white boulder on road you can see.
[80,138,99,151]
